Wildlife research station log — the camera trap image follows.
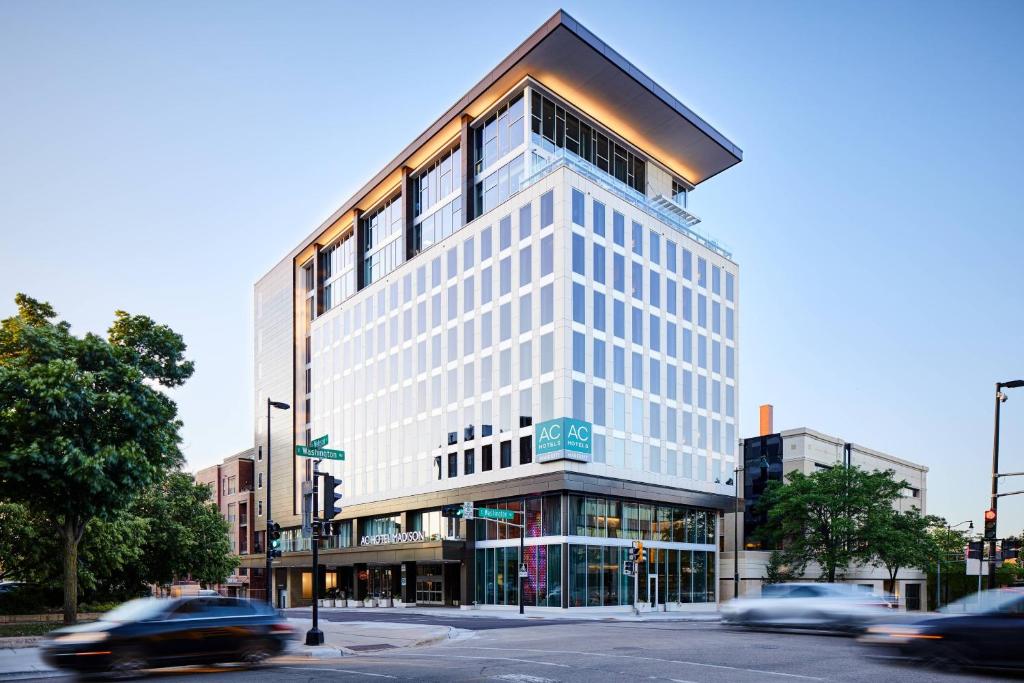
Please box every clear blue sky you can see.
[1,1,1022,532]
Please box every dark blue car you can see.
[859,588,1024,671]
[41,596,293,678]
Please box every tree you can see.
[866,508,940,593]
[133,471,238,587]
[0,294,193,623]
[754,465,905,582]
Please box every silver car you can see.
[721,583,894,633]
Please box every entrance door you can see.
[416,564,444,605]
[368,567,394,599]
[905,583,921,611]
[648,575,659,609]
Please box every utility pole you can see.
[989,380,1023,589]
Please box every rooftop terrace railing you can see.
[522,135,732,258]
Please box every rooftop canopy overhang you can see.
[282,9,741,270]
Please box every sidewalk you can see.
[303,605,722,622]
[287,617,465,658]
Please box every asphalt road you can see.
[12,621,1019,682]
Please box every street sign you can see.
[623,560,636,576]
[463,501,475,519]
[476,507,515,521]
[296,445,345,461]
[519,563,529,578]
[310,435,329,449]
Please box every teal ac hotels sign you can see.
[535,417,592,463]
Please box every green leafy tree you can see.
[866,508,940,592]
[0,294,193,623]
[754,465,905,582]
[0,502,38,582]
[133,471,238,587]
[763,550,797,584]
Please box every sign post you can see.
[305,459,324,646]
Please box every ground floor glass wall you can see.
[570,545,715,607]
[475,545,561,607]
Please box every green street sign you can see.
[295,445,345,461]
[310,434,329,449]
[476,507,515,521]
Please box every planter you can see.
[317,599,326,607]
[382,597,394,607]
[347,599,363,608]
[370,597,380,607]
[326,599,336,608]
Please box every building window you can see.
[258,473,263,489]
[531,90,646,195]
[362,195,404,285]
[474,92,525,175]
[257,500,263,517]
[672,178,689,208]
[520,435,533,465]
[500,440,512,468]
[465,449,475,475]
[447,452,458,478]
[482,444,493,471]
[571,188,585,225]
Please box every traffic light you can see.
[322,475,343,519]
[441,504,465,518]
[984,509,997,541]
[1004,539,1020,561]
[967,540,984,560]
[269,521,282,559]
[636,541,644,563]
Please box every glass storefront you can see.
[472,493,718,608]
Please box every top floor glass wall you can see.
[321,232,356,312]
[412,146,463,256]
[530,90,646,195]
[473,93,526,220]
[362,195,404,286]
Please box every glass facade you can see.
[471,494,717,608]
[531,90,646,195]
[362,195,404,285]
[412,146,463,255]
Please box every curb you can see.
[0,637,42,650]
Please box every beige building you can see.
[721,406,929,610]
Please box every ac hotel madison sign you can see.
[360,531,426,546]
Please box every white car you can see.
[721,583,894,633]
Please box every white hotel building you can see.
[248,10,743,610]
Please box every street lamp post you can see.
[265,398,290,605]
[937,520,972,609]
[989,380,1023,589]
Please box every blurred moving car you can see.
[859,588,1024,671]
[721,583,894,632]
[41,596,293,678]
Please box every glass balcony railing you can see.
[523,134,731,258]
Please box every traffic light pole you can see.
[306,459,324,646]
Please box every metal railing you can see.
[523,135,732,258]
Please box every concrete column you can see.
[401,165,416,259]
[353,210,364,291]
[460,114,473,224]
[402,561,416,603]
[460,518,476,606]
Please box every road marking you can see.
[444,646,823,680]
[490,675,560,683]
[390,653,571,668]
[281,665,397,678]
